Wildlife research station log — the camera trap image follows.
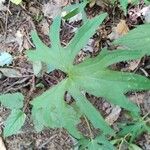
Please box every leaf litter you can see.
[0,0,150,149]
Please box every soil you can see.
[0,0,150,150]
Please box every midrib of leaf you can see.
[68,84,114,135]
[4,110,26,137]
[10,111,23,124]
[73,50,143,72]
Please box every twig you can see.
[84,115,94,139]
[23,76,35,112]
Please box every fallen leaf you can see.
[108,20,129,40]
[89,0,108,8]
[15,30,24,52]
[39,19,49,35]
[105,106,121,125]
[0,0,6,11]
[89,0,96,7]
[0,68,22,78]
[116,20,129,35]
[0,137,6,150]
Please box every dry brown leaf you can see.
[105,106,121,125]
[116,20,129,36]
[108,20,129,40]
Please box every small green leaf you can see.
[4,109,26,137]
[31,79,81,138]
[74,49,144,71]
[0,93,24,109]
[10,0,22,5]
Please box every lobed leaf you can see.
[31,80,81,138]
[27,10,150,144]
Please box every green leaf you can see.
[0,52,13,67]
[27,11,150,145]
[27,28,69,72]
[65,13,107,64]
[118,120,147,142]
[73,49,144,71]
[70,69,144,113]
[4,109,26,137]
[69,85,114,135]
[119,0,128,14]
[70,49,150,113]
[10,0,22,5]
[49,15,61,50]
[0,93,24,109]
[31,80,81,138]
[63,2,87,20]
[114,24,150,55]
